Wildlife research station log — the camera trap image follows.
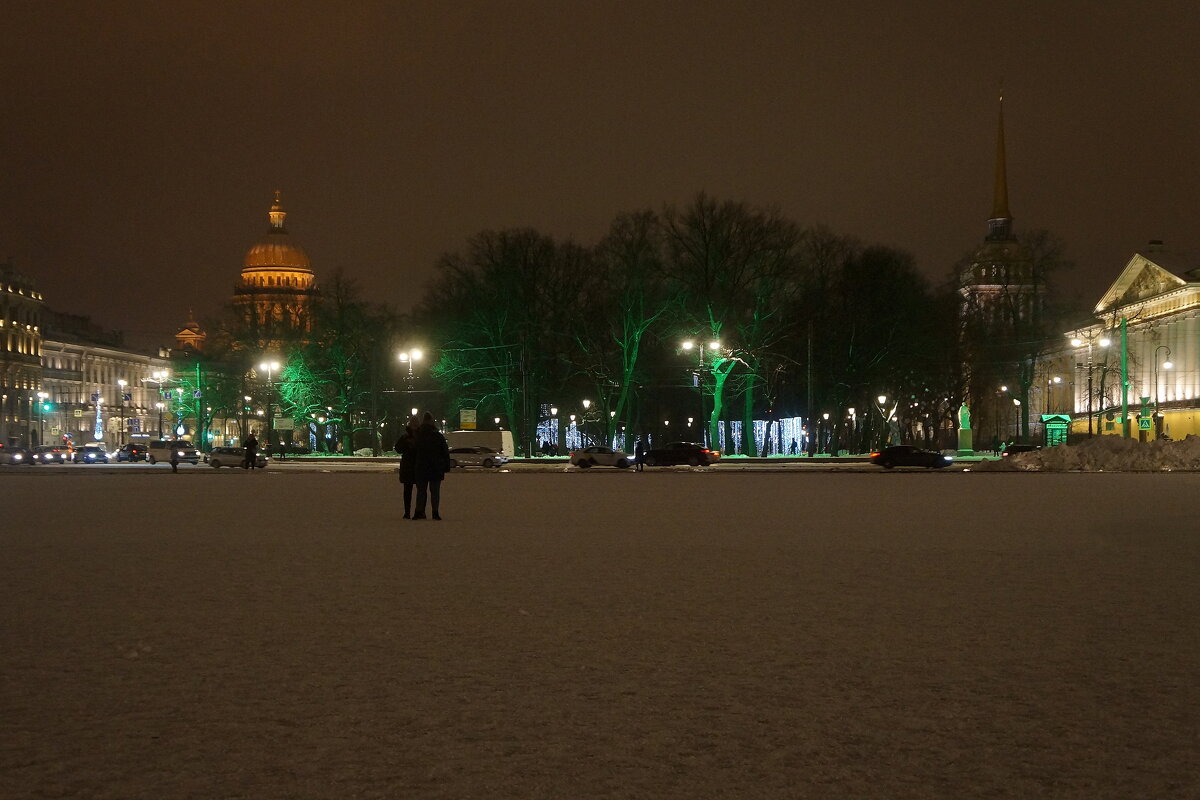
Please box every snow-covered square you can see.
[2,468,1197,798]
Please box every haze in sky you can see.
[3,1,1199,347]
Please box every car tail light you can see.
[870,451,881,458]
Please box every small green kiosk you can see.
[1040,414,1071,447]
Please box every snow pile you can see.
[975,433,1200,472]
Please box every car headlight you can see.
[13,454,23,461]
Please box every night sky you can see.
[4,2,1199,349]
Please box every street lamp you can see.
[397,348,422,421]
[1070,333,1111,437]
[117,379,128,446]
[154,402,165,438]
[681,339,721,447]
[1154,345,1173,436]
[1047,376,1063,413]
[36,391,49,445]
[259,359,280,453]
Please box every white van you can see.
[445,430,515,457]
[147,439,200,465]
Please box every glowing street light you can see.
[259,359,280,452]
[1070,331,1112,437]
[1154,345,1173,436]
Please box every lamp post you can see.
[397,348,422,424]
[36,391,48,446]
[681,339,720,447]
[155,402,165,438]
[875,394,894,447]
[117,379,128,446]
[259,360,279,454]
[1048,375,1063,413]
[550,406,559,455]
[1071,334,1111,437]
[581,398,591,445]
[1154,345,1173,437]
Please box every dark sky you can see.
[4,1,1199,349]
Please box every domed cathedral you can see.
[958,97,1046,449]
[231,191,319,346]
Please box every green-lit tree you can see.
[662,194,802,454]
[419,229,587,454]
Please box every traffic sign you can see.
[1138,418,1152,431]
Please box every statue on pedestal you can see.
[957,403,974,456]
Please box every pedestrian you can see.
[243,431,259,470]
[395,416,419,519]
[170,448,179,473]
[634,436,646,471]
[412,412,450,520]
[789,438,798,455]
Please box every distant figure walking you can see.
[412,413,450,520]
[243,432,259,470]
[789,438,798,455]
[395,416,419,519]
[634,437,646,471]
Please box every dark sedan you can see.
[641,441,721,467]
[73,444,111,464]
[115,443,149,462]
[870,445,953,469]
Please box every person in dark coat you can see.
[395,416,419,519]
[634,436,646,471]
[243,432,259,470]
[412,412,450,520]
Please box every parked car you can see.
[147,439,200,465]
[32,445,68,464]
[570,445,633,469]
[448,446,508,468]
[208,446,268,469]
[0,445,36,465]
[870,445,953,469]
[1001,443,1040,458]
[115,443,149,462]
[642,441,721,467]
[73,444,110,464]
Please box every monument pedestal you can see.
[957,427,974,457]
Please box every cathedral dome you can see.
[243,236,311,271]
[241,191,313,273]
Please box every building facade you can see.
[1031,246,1200,441]
[39,311,172,448]
[1,260,45,447]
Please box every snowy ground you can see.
[2,469,1197,799]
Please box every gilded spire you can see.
[985,94,1014,241]
[992,94,1010,220]
[268,189,286,231]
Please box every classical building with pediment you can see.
[1035,243,1200,440]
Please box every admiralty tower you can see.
[231,191,319,345]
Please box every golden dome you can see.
[241,191,313,273]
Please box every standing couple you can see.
[395,412,450,520]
